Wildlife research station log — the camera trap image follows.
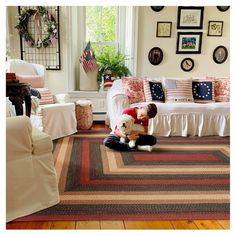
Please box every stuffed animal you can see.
[117,114,144,148]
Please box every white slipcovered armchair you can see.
[6,59,77,140]
[6,116,59,222]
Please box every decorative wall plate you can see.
[148,47,163,65]
[151,6,164,12]
[213,45,228,64]
[217,6,230,12]
[181,58,194,72]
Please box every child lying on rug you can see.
[104,103,157,152]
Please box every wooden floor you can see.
[6,122,230,230]
[6,220,230,229]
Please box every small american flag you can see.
[79,41,98,73]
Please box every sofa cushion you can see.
[121,77,145,104]
[208,77,230,102]
[163,78,193,103]
[143,79,165,102]
[192,78,215,103]
[35,88,54,105]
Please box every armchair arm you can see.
[6,116,33,161]
[32,63,45,77]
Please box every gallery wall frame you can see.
[156,21,172,37]
[213,45,228,64]
[217,6,230,12]
[176,32,203,54]
[148,47,163,65]
[207,21,223,36]
[150,6,164,12]
[177,6,204,29]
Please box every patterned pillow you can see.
[207,77,230,102]
[143,79,165,102]
[192,78,215,103]
[35,88,54,105]
[163,78,193,103]
[121,77,145,104]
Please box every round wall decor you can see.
[213,45,228,64]
[148,47,163,65]
[181,58,194,72]
[150,6,164,12]
[217,6,230,12]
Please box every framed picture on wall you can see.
[207,21,223,36]
[177,6,204,29]
[150,6,164,12]
[213,45,228,64]
[156,22,172,37]
[176,32,202,54]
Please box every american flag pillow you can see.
[143,79,165,102]
[192,78,215,103]
[164,78,193,103]
[36,88,54,105]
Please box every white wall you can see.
[6,6,230,94]
[136,6,230,77]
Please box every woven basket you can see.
[75,100,93,130]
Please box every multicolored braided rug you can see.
[16,131,230,221]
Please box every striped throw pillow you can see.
[192,77,215,103]
[164,78,193,103]
[143,79,165,102]
[35,88,54,105]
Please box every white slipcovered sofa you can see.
[6,116,59,222]
[106,79,230,137]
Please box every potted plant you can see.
[96,49,131,90]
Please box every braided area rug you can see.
[15,131,230,221]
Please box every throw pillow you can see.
[121,77,145,104]
[30,88,41,99]
[207,77,230,102]
[35,88,54,105]
[163,78,193,103]
[192,78,215,103]
[16,75,44,88]
[143,79,165,102]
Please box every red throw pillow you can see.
[121,77,145,104]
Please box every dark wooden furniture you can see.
[6,82,31,117]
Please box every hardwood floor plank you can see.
[171,220,198,229]
[194,220,223,229]
[100,220,125,229]
[76,221,100,229]
[6,222,30,229]
[124,220,174,229]
[217,220,230,229]
[18,221,52,229]
[50,221,76,229]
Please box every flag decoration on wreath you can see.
[79,41,98,73]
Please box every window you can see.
[85,6,117,54]
[84,6,137,74]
